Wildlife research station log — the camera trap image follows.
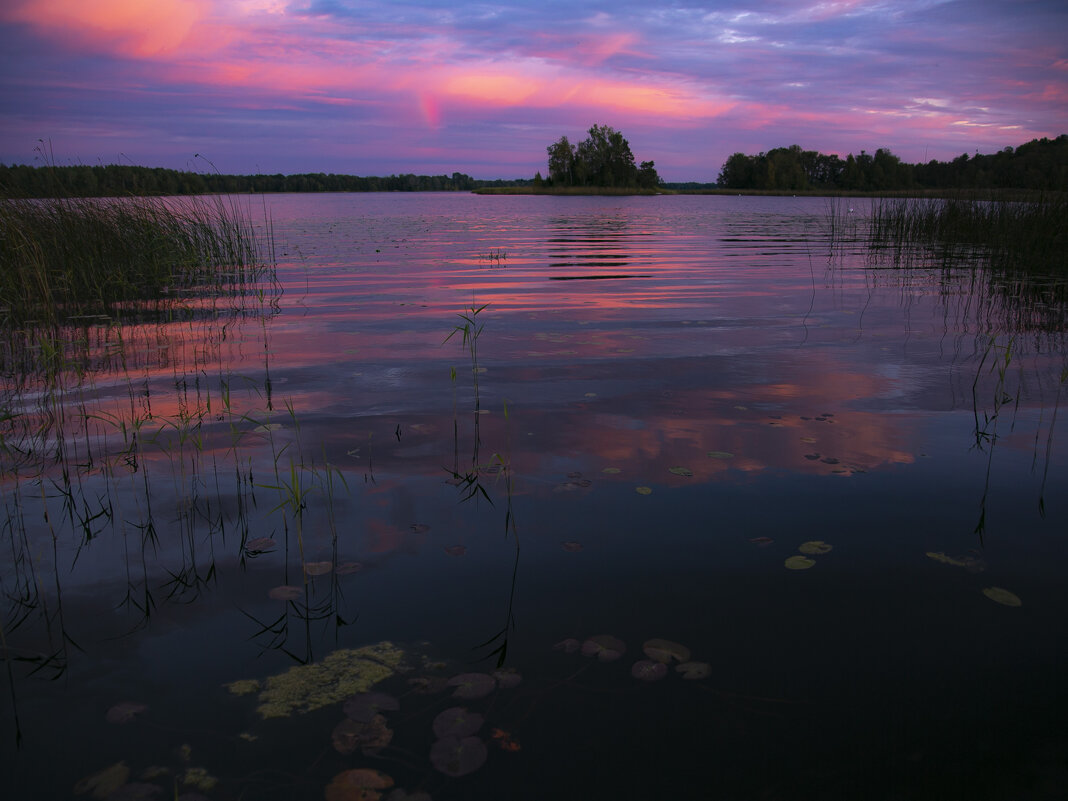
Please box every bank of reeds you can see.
[867,194,1067,274]
[0,194,269,325]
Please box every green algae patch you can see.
[225,679,261,696]
[251,642,406,719]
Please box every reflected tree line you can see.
[717,135,1067,192]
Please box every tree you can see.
[545,125,657,189]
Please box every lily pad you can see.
[492,668,522,689]
[982,587,1022,607]
[343,692,399,722]
[244,537,276,551]
[707,451,734,459]
[798,541,832,555]
[784,555,815,570]
[635,486,653,495]
[332,715,393,755]
[926,552,985,572]
[601,467,621,474]
[430,736,488,777]
[749,536,774,546]
[325,769,394,801]
[561,541,583,552]
[335,561,365,575]
[410,523,431,534]
[448,672,496,699]
[305,561,333,576]
[268,585,303,600]
[642,639,691,664]
[631,660,668,681]
[676,661,712,680]
[105,702,147,723]
[669,466,693,477]
[433,707,484,738]
[581,634,626,662]
[553,638,581,653]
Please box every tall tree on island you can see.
[545,125,660,189]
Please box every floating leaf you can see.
[631,660,668,681]
[430,736,487,777]
[676,661,711,680]
[333,715,394,755]
[926,552,985,572]
[798,541,832,555]
[491,727,521,752]
[325,769,394,801]
[601,467,621,474]
[492,668,522,689]
[385,791,432,801]
[635,486,653,495]
[553,638,581,653]
[784,556,815,570]
[982,587,1022,607]
[268,585,302,600]
[244,537,276,551]
[343,692,399,722]
[642,639,691,664]
[448,673,496,699]
[707,451,734,459]
[305,561,333,576]
[74,762,130,799]
[749,536,774,546]
[444,545,466,557]
[669,466,693,477]
[581,635,626,662]
[410,523,430,534]
[335,561,364,575]
[433,707,484,738]
[561,541,583,552]
[105,702,147,723]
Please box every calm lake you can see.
[3,193,1066,800]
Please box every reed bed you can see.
[867,194,1067,274]
[0,194,269,325]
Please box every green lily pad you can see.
[430,736,487,777]
[707,451,734,459]
[602,467,621,474]
[676,661,712,680]
[798,541,832,555]
[982,587,1022,607]
[448,673,496,699]
[553,638,581,653]
[581,635,626,662]
[669,466,693,477]
[635,486,653,495]
[433,707,484,738]
[642,639,691,664]
[305,561,333,576]
[785,555,815,570]
[343,692,399,722]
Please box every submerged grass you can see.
[0,194,269,325]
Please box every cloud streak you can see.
[1,0,1064,180]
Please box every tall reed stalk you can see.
[0,194,269,325]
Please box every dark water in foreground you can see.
[2,193,1066,800]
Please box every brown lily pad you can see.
[631,660,668,681]
[325,769,394,801]
[268,585,302,600]
[332,715,393,755]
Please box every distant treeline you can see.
[0,165,535,198]
[717,135,1067,192]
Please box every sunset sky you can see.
[1,0,1065,182]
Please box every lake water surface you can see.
[3,193,1066,800]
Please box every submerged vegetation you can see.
[0,194,270,325]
